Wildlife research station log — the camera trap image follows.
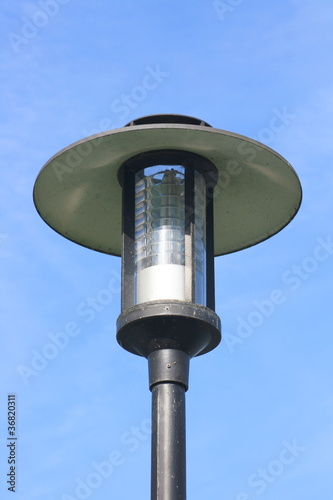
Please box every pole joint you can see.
[148,349,190,391]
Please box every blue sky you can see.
[1,1,333,499]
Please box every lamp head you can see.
[33,114,302,358]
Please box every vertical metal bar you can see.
[151,383,186,500]
[120,166,136,312]
[148,349,189,500]
[205,179,216,311]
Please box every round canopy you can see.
[33,115,302,256]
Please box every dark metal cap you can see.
[125,113,212,127]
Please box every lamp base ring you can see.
[116,300,221,358]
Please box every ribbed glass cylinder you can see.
[134,165,207,306]
[135,166,185,304]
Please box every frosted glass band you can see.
[136,264,185,303]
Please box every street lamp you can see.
[33,114,302,499]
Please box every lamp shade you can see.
[33,114,302,258]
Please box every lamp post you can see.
[33,114,302,499]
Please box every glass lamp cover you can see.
[134,165,207,305]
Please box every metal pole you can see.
[148,349,190,500]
